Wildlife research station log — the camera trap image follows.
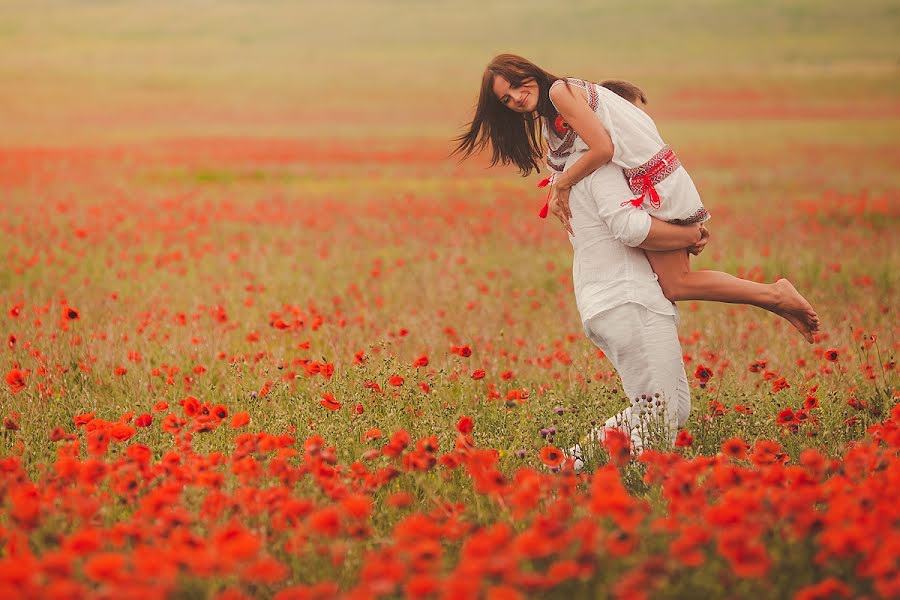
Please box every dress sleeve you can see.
[588,171,652,247]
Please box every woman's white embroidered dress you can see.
[542,78,710,225]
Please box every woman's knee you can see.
[657,271,690,302]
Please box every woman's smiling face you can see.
[492,75,539,113]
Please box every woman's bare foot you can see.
[771,279,819,343]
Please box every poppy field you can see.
[1,2,899,599]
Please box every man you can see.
[561,161,707,470]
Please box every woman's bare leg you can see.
[646,249,820,343]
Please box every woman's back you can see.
[548,78,666,169]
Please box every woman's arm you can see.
[548,83,615,191]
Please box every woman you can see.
[452,54,819,464]
[453,54,819,343]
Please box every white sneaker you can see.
[564,443,586,472]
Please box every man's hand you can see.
[548,185,573,236]
[687,224,709,256]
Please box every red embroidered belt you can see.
[621,145,680,209]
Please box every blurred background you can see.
[1,0,898,145]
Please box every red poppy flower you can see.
[750,439,786,466]
[694,364,713,384]
[794,578,852,600]
[308,506,341,537]
[182,396,201,417]
[320,393,342,411]
[341,493,373,520]
[721,436,748,460]
[708,400,726,416]
[824,349,839,362]
[242,557,288,585]
[161,413,185,434]
[230,412,250,428]
[674,430,694,447]
[602,429,632,465]
[109,423,136,442]
[847,397,866,410]
[506,388,530,401]
[63,306,80,320]
[412,354,429,368]
[387,491,413,508]
[83,553,125,583]
[771,377,790,393]
[748,359,768,373]
[456,416,473,434]
[388,375,404,387]
[213,520,261,560]
[472,369,486,380]
[5,368,25,394]
[134,413,152,427]
[540,445,564,468]
[452,344,472,357]
[86,429,110,456]
[776,408,796,425]
[606,530,638,558]
[74,411,95,427]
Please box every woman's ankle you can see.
[768,279,790,310]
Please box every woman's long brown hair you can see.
[452,54,561,177]
[453,54,648,177]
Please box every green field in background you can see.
[0,0,898,143]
